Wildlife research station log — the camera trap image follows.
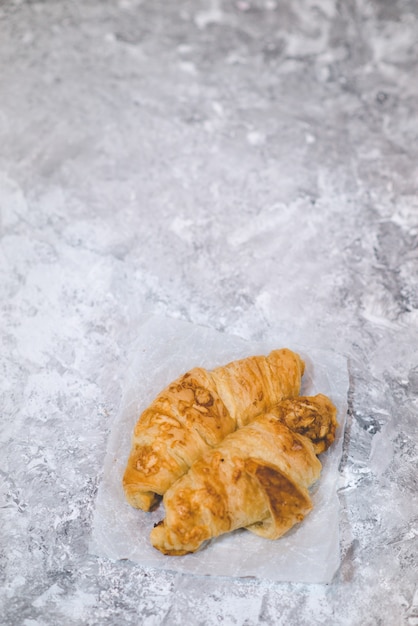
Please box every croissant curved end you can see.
[123,485,160,511]
[150,520,211,555]
[150,523,188,556]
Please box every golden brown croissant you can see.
[123,349,305,511]
[150,411,324,556]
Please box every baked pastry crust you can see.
[123,349,305,511]
[269,393,338,454]
[150,412,323,555]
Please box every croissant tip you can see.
[123,485,160,511]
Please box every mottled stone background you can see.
[1,1,417,624]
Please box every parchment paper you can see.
[89,316,349,583]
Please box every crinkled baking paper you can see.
[90,316,349,583]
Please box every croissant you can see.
[150,406,329,556]
[123,349,305,511]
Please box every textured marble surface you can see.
[1,0,417,624]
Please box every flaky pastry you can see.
[150,410,328,555]
[123,349,305,511]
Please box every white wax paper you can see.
[89,316,349,583]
